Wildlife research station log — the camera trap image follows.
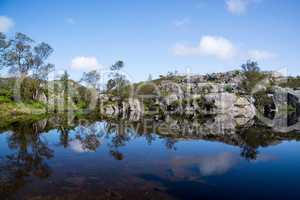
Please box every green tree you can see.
[80,70,100,89]
[241,60,260,73]
[80,70,101,110]
[240,60,266,93]
[1,33,55,101]
[106,60,129,97]
[2,33,35,75]
[60,71,70,111]
[0,32,10,70]
[30,43,54,101]
[32,42,54,80]
[110,60,124,71]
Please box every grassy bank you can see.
[0,100,46,116]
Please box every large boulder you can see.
[205,93,255,126]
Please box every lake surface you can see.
[1,115,300,200]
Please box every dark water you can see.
[1,115,300,200]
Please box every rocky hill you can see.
[100,70,300,133]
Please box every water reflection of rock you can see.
[162,114,254,136]
[102,115,300,162]
[1,114,300,198]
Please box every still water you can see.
[1,115,300,200]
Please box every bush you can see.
[224,85,233,93]
[253,91,274,111]
[76,101,88,109]
[241,71,267,93]
[0,78,14,99]
[24,100,45,109]
[136,84,158,95]
[0,95,12,103]
[20,78,41,101]
[201,85,213,94]
[279,76,300,89]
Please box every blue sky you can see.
[0,0,299,82]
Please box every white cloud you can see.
[226,0,249,14]
[66,17,75,25]
[173,35,277,61]
[69,140,92,153]
[0,16,15,33]
[173,35,237,60]
[170,152,238,177]
[248,49,277,60]
[70,56,102,70]
[198,152,238,176]
[173,17,191,27]
[226,0,261,15]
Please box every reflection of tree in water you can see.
[2,114,300,197]
[58,121,74,148]
[104,120,178,160]
[70,117,300,162]
[237,124,300,161]
[59,126,71,148]
[0,121,53,197]
[165,138,177,151]
[0,115,104,196]
[109,150,124,160]
[144,133,157,145]
[75,133,101,152]
[240,146,258,161]
[73,122,105,152]
[56,113,77,148]
[105,121,132,161]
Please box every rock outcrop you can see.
[100,81,256,129]
[99,71,300,133]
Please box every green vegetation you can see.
[1,32,300,122]
[0,32,101,117]
[224,84,233,93]
[0,77,47,116]
[0,101,45,119]
[106,61,130,99]
[0,32,54,116]
[253,90,274,112]
[279,76,300,89]
[0,112,48,132]
[277,104,297,113]
[240,60,268,94]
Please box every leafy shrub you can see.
[76,101,88,109]
[253,91,274,111]
[279,76,300,89]
[224,85,233,93]
[241,71,267,93]
[0,95,12,103]
[136,84,158,95]
[0,78,15,99]
[20,78,40,101]
[201,85,213,94]
[240,60,268,94]
[24,100,45,109]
